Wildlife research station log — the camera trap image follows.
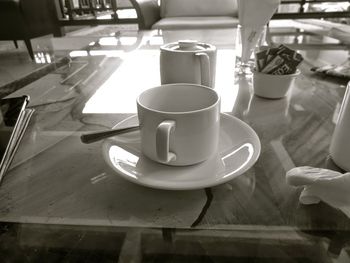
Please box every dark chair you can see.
[0,0,62,60]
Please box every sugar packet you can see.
[255,45,303,75]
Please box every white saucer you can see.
[102,113,261,190]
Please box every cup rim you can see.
[253,69,301,77]
[137,83,220,115]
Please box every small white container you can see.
[253,70,300,99]
[160,40,217,88]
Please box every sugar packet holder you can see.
[255,45,303,75]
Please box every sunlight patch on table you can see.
[83,50,160,113]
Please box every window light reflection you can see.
[109,145,139,179]
[149,37,164,46]
[215,50,239,111]
[119,37,138,46]
[34,52,53,64]
[70,50,88,57]
[83,50,160,113]
[45,54,52,63]
[97,37,138,46]
[222,143,254,178]
[116,9,137,19]
[89,50,125,57]
[97,14,112,20]
[99,37,119,46]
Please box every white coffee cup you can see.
[160,40,217,88]
[137,83,220,166]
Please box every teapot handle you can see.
[195,52,211,87]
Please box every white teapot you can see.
[160,40,217,88]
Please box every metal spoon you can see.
[80,125,139,144]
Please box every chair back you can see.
[160,0,238,18]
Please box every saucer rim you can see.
[103,113,261,190]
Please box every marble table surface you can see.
[1,24,350,262]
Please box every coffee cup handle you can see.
[195,52,211,87]
[156,120,176,163]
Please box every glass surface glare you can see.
[83,50,160,113]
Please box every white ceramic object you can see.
[137,83,220,166]
[330,83,350,171]
[253,70,300,99]
[160,40,217,88]
[102,113,261,190]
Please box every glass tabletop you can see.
[1,22,350,262]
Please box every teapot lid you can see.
[161,40,214,52]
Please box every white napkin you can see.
[286,166,350,217]
[238,0,281,62]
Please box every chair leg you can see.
[13,40,18,49]
[23,39,34,60]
